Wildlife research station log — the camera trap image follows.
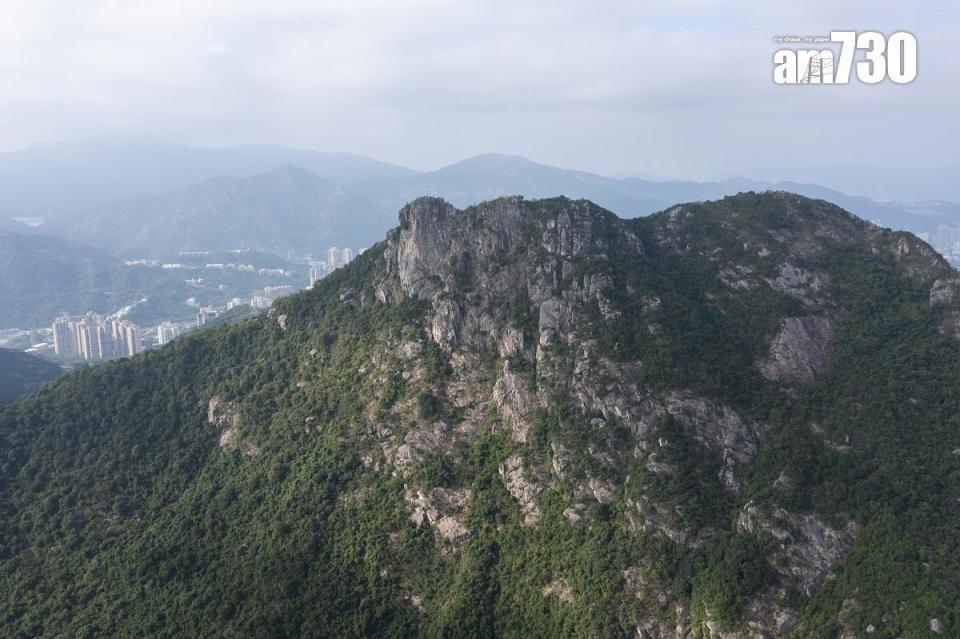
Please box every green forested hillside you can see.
[0,193,958,638]
[0,349,62,404]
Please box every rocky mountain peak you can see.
[378,195,642,353]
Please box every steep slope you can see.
[0,137,417,218]
[47,165,389,258]
[1,193,958,638]
[0,348,62,404]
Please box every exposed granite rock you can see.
[737,501,857,595]
[743,591,798,637]
[405,486,474,543]
[391,423,453,474]
[540,577,574,603]
[718,264,757,290]
[629,497,707,548]
[498,454,543,526]
[651,392,761,492]
[207,397,260,456]
[930,277,959,306]
[837,597,862,639]
[562,503,587,524]
[759,315,835,383]
[765,263,832,307]
[581,476,616,504]
[492,359,537,443]
[940,311,960,341]
[550,442,574,479]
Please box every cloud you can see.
[0,0,955,179]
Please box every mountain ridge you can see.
[39,154,960,264]
[2,192,958,637]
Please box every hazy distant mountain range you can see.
[0,138,957,328]
[45,165,387,259]
[0,137,416,218]
[5,140,952,261]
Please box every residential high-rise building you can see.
[197,307,221,326]
[52,314,78,358]
[52,313,141,361]
[117,321,141,356]
[342,247,354,264]
[327,246,341,268]
[75,314,99,360]
[251,295,271,310]
[157,321,182,346]
[263,285,294,299]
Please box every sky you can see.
[0,0,957,191]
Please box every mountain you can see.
[46,165,391,259]
[0,216,33,233]
[45,154,960,264]
[0,348,62,404]
[2,193,958,637]
[355,154,960,234]
[354,153,666,216]
[0,137,418,219]
[0,230,131,327]
[0,230,303,329]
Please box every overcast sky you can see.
[1,0,956,186]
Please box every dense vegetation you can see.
[0,193,957,637]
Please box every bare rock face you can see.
[540,577,574,603]
[391,423,453,474]
[759,315,835,383]
[537,298,567,347]
[207,396,260,456]
[737,501,857,595]
[378,196,641,359]
[498,454,544,526]
[743,592,798,637]
[625,392,760,492]
[405,486,473,543]
[940,311,960,341]
[765,263,832,307]
[929,277,959,306]
[492,360,537,443]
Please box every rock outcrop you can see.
[737,501,857,595]
[499,454,544,526]
[759,315,835,383]
[208,396,260,455]
[405,486,474,543]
